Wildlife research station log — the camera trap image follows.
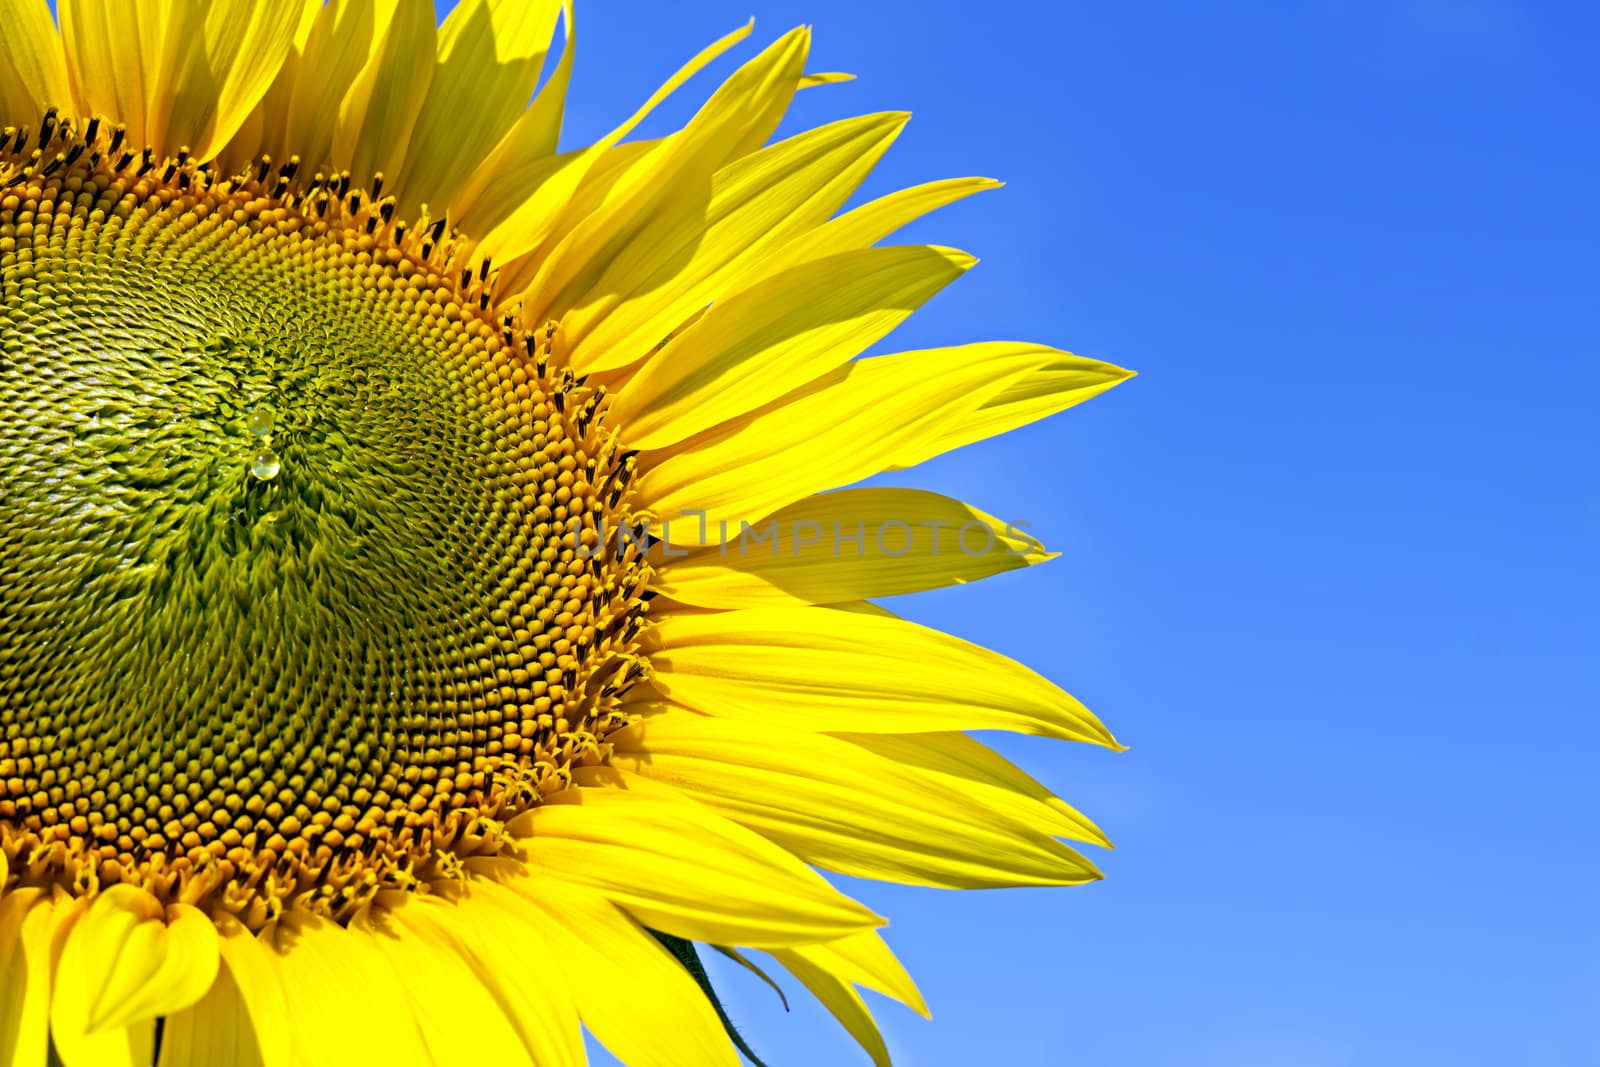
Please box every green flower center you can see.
[0,115,649,927]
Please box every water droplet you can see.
[246,407,276,436]
[250,450,281,481]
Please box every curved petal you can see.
[182,0,306,159]
[610,245,974,449]
[0,889,54,1067]
[597,714,1101,888]
[416,875,585,1067]
[459,15,748,265]
[652,488,1051,608]
[560,111,910,371]
[50,888,216,1067]
[747,176,1003,288]
[768,949,894,1067]
[59,0,205,154]
[634,343,1075,537]
[507,786,882,947]
[892,353,1136,469]
[265,911,424,1067]
[641,605,1121,747]
[330,0,435,182]
[786,931,928,1017]
[842,732,1112,848]
[517,27,810,329]
[479,871,740,1067]
[156,917,289,1067]
[393,0,564,215]
[354,898,532,1066]
[0,0,74,125]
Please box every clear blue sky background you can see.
[426,2,1600,1065]
[471,3,1594,1064]
[17,1,1595,1063]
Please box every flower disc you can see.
[0,120,648,927]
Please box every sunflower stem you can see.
[649,930,773,1067]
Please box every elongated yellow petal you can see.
[461,16,748,264]
[59,0,204,154]
[799,71,855,88]
[842,732,1112,848]
[507,787,882,946]
[653,488,1051,608]
[611,245,973,448]
[786,931,928,1017]
[395,0,564,214]
[266,912,422,1067]
[50,888,216,1067]
[895,354,1136,468]
[750,176,1003,287]
[233,0,331,167]
[561,111,910,371]
[0,0,74,125]
[157,918,288,1067]
[489,873,741,1067]
[0,889,53,1067]
[356,897,533,1066]
[332,0,435,182]
[635,343,1060,532]
[641,606,1120,746]
[180,0,304,158]
[430,873,585,1067]
[282,0,389,168]
[518,27,810,330]
[769,949,894,1067]
[600,714,1100,888]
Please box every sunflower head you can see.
[0,3,1132,1065]
[2,113,656,932]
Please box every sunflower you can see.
[0,2,1132,1064]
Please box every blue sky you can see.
[15,1,1594,1062]
[516,2,1600,1064]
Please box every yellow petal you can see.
[281,0,389,168]
[799,71,855,88]
[517,27,810,330]
[634,342,1061,533]
[233,0,332,168]
[842,732,1113,848]
[461,16,748,266]
[331,0,436,182]
[50,888,217,1067]
[156,917,288,1067]
[59,0,204,155]
[561,111,910,372]
[507,786,882,946]
[0,0,74,125]
[429,874,585,1067]
[749,176,1003,288]
[181,0,305,158]
[768,949,894,1067]
[0,889,54,1067]
[653,488,1051,608]
[786,931,928,1017]
[601,714,1100,888]
[355,897,533,1066]
[611,245,973,448]
[485,872,741,1067]
[394,0,564,215]
[641,605,1121,746]
[893,354,1136,468]
[266,911,422,1067]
